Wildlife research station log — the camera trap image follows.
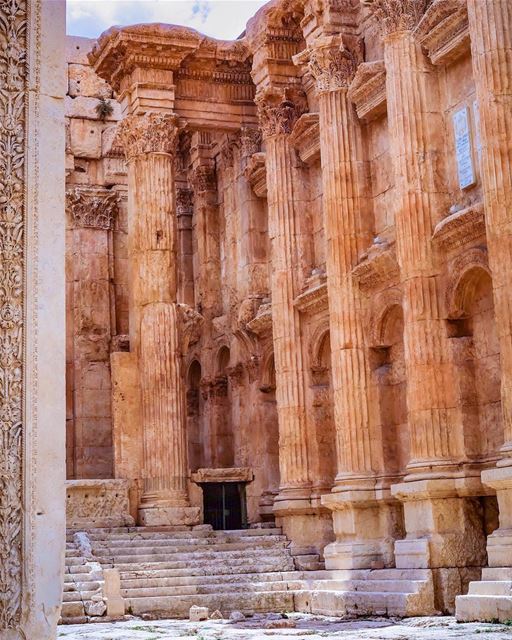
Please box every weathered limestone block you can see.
[69,118,103,158]
[66,479,134,528]
[69,63,112,99]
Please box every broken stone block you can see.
[229,610,245,622]
[210,609,223,619]
[189,605,209,622]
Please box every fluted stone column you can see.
[467,0,512,571]
[369,0,486,577]
[297,35,400,569]
[256,87,312,515]
[118,113,200,526]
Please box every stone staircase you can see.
[456,567,512,622]
[60,526,438,622]
[292,568,438,618]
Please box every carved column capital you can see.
[66,187,119,230]
[240,126,262,158]
[175,188,194,216]
[191,163,216,192]
[255,87,308,138]
[297,35,362,93]
[116,112,180,161]
[363,0,429,35]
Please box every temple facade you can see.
[63,0,512,622]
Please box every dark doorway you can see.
[202,482,247,530]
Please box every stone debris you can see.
[229,610,246,622]
[210,610,224,619]
[189,605,209,622]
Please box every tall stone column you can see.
[367,0,486,579]
[118,113,200,526]
[296,35,399,569]
[467,0,512,573]
[256,87,313,522]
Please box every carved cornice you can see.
[348,60,387,122]
[176,188,194,216]
[294,272,329,315]
[246,301,272,335]
[432,203,486,252]
[415,0,469,66]
[240,126,262,158]
[66,187,119,230]
[289,113,321,165]
[294,34,362,94]
[244,152,267,198]
[116,112,180,161]
[352,241,400,292]
[0,0,26,627]
[192,163,216,193]
[363,0,430,35]
[255,86,308,138]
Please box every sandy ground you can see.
[58,614,512,640]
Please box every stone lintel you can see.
[191,467,254,484]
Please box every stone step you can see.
[92,539,288,557]
[60,601,86,618]
[468,581,512,596]
[96,548,292,567]
[63,581,101,592]
[63,589,99,603]
[65,556,86,567]
[91,535,287,551]
[72,527,281,541]
[120,571,300,589]
[121,580,291,599]
[118,558,295,580]
[456,594,512,623]
[288,578,425,594]
[65,565,91,574]
[125,590,295,618]
[111,554,295,573]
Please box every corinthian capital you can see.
[116,112,180,161]
[363,0,429,35]
[295,35,362,94]
[255,87,308,139]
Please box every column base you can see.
[138,506,201,527]
[321,486,403,570]
[482,464,512,567]
[391,479,487,569]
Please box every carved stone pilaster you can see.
[116,112,180,161]
[66,187,119,230]
[255,87,308,138]
[363,0,429,34]
[295,34,362,94]
[192,163,216,192]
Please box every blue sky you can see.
[67,0,267,40]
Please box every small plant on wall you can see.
[95,97,113,121]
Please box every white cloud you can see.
[67,0,267,40]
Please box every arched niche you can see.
[211,345,234,467]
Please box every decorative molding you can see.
[255,87,308,138]
[66,479,134,528]
[445,247,490,318]
[352,240,400,292]
[177,303,204,353]
[294,34,362,94]
[176,188,194,216]
[246,301,272,336]
[348,61,387,122]
[363,0,429,35]
[415,0,469,66]
[0,0,27,626]
[289,113,321,165]
[244,152,267,198]
[294,271,329,315]
[191,467,254,484]
[192,163,216,193]
[432,203,486,252]
[66,186,119,230]
[116,112,180,161]
[369,287,404,346]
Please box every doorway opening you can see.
[202,482,247,530]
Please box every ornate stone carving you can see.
[176,188,194,216]
[240,126,262,158]
[297,35,361,93]
[348,61,387,122]
[363,0,429,34]
[244,152,267,198]
[416,0,469,66]
[116,112,180,161]
[0,0,27,627]
[246,301,273,336]
[432,203,486,252]
[66,479,134,528]
[255,87,308,138]
[192,164,216,192]
[66,187,119,230]
[352,240,400,293]
[177,303,204,352]
[445,247,489,318]
[294,271,329,315]
[289,113,321,165]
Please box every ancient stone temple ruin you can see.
[2,0,512,638]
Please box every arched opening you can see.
[212,345,234,467]
[186,359,204,471]
[372,304,409,476]
[448,267,503,460]
[310,330,336,493]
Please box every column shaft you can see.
[467,0,512,454]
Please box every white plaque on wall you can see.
[453,106,476,189]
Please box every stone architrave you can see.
[0,1,66,638]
